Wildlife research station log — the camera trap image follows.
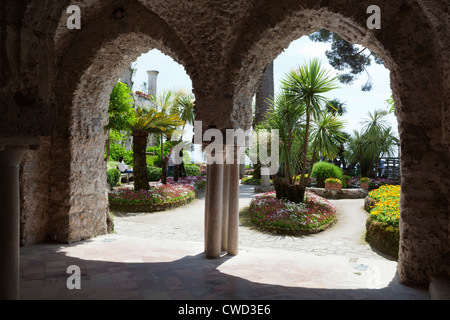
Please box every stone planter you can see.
[325,182,342,190]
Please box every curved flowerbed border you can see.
[249,191,337,236]
[109,184,195,213]
[364,185,401,259]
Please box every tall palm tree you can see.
[265,91,305,184]
[308,112,346,178]
[345,110,398,178]
[130,107,185,190]
[282,58,339,195]
[177,93,195,140]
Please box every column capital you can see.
[0,137,40,151]
[0,137,40,167]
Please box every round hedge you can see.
[107,168,121,187]
[311,161,343,187]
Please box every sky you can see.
[130,36,398,162]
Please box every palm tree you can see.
[326,98,347,116]
[282,59,339,199]
[130,107,185,190]
[345,110,398,178]
[263,91,305,202]
[308,112,346,178]
[177,92,196,140]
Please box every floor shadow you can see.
[19,240,429,301]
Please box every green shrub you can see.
[107,161,119,171]
[185,164,201,176]
[109,143,126,161]
[311,161,343,187]
[147,166,162,181]
[107,169,121,187]
[123,150,133,167]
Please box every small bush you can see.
[107,168,121,187]
[147,166,162,181]
[185,164,201,176]
[108,143,126,161]
[311,161,343,187]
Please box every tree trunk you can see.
[161,156,168,185]
[105,136,110,162]
[299,107,310,189]
[132,132,149,191]
[254,61,274,127]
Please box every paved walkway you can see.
[19,184,430,300]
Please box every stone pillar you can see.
[261,164,270,186]
[221,164,230,252]
[0,138,39,300]
[147,70,159,97]
[204,162,223,259]
[227,163,240,256]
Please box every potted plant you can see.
[325,177,342,190]
[359,177,370,189]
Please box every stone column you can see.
[227,162,240,256]
[261,164,270,187]
[0,138,39,300]
[147,70,159,97]
[221,164,230,252]
[204,162,223,259]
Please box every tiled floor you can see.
[19,185,431,300]
[20,234,430,300]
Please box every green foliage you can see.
[108,143,126,161]
[147,166,162,181]
[123,150,134,167]
[108,143,133,166]
[311,161,343,181]
[107,169,121,187]
[185,164,201,176]
[107,161,118,171]
[107,82,135,131]
[345,109,398,177]
[309,29,384,91]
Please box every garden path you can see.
[113,184,391,261]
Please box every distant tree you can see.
[325,98,347,116]
[309,29,384,91]
[105,82,135,162]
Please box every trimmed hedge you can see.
[311,161,343,187]
[185,164,201,176]
[147,166,162,181]
[107,168,121,187]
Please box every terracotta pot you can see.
[360,182,369,189]
[325,182,342,190]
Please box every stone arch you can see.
[25,0,199,244]
[219,1,448,286]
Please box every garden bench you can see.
[117,167,132,184]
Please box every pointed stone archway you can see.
[0,0,448,299]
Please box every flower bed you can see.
[241,177,262,185]
[249,191,337,235]
[109,184,195,213]
[162,176,206,191]
[366,185,400,227]
[364,185,400,259]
